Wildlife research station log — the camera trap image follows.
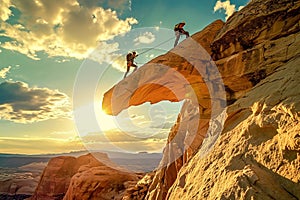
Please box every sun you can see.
[96,101,118,131]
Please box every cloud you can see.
[116,112,173,130]
[78,0,132,11]
[0,66,11,79]
[0,0,138,61]
[128,0,132,11]
[88,41,127,71]
[149,121,175,129]
[0,81,71,123]
[81,130,167,152]
[55,59,70,63]
[0,136,84,154]
[107,0,132,11]
[50,130,77,139]
[134,32,156,45]
[147,54,155,58]
[0,0,12,21]
[238,6,245,11]
[214,0,236,20]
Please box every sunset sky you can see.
[0,0,249,154]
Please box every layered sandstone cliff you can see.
[103,0,300,199]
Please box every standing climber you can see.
[174,21,190,47]
[124,51,138,79]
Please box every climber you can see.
[174,21,190,47]
[124,51,138,79]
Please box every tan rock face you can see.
[31,153,138,200]
[102,0,300,199]
[167,54,300,200]
[212,0,300,60]
[167,0,300,199]
[63,166,138,200]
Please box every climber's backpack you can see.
[174,23,180,31]
[126,53,132,61]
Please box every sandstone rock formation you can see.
[30,153,139,200]
[167,50,300,200]
[122,172,155,200]
[102,0,300,199]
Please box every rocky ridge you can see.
[103,0,300,199]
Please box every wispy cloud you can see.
[0,0,137,60]
[88,41,126,72]
[214,0,236,20]
[134,32,156,45]
[82,130,167,152]
[107,0,132,11]
[114,109,176,138]
[0,66,11,79]
[78,0,132,11]
[128,0,132,11]
[0,81,71,123]
[0,136,84,154]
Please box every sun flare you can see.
[96,102,119,131]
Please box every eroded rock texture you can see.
[102,0,300,199]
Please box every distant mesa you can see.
[138,151,148,154]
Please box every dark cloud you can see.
[0,81,70,123]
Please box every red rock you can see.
[30,153,138,200]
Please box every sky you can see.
[0,0,249,155]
